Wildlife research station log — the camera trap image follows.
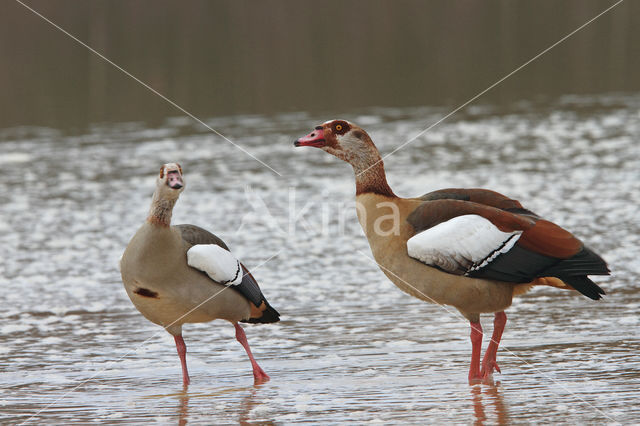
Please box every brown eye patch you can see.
[333,121,350,135]
[159,166,165,178]
[177,163,183,175]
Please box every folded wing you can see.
[406,200,608,300]
[177,224,280,323]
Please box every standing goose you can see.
[294,120,609,382]
[120,163,279,386]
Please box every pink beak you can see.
[294,126,326,148]
[167,171,183,189]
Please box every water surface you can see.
[1,94,639,423]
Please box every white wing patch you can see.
[187,245,243,286]
[407,214,521,275]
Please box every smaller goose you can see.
[295,120,609,382]
[120,163,279,386]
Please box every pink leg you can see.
[468,321,483,383]
[234,323,270,383]
[174,334,190,387]
[481,311,507,379]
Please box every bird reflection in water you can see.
[470,382,509,425]
[238,383,274,426]
[177,387,189,426]
[174,383,273,425]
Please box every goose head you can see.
[294,120,381,172]
[157,162,185,199]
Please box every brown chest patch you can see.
[133,287,159,298]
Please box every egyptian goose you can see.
[295,120,609,382]
[120,163,279,386]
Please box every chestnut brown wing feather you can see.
[407,199,536,235]
[419,188,536,215]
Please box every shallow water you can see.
[1,94,639,424]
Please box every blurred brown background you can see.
[1,0,638,130]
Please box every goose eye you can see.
[159,166,165,178]
[335,124,343,131]
[177,164,183,175]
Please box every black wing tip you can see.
[241,301,281,324]
[562,275,606,300]
[563,247,609,300]
[544,246,610,277]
